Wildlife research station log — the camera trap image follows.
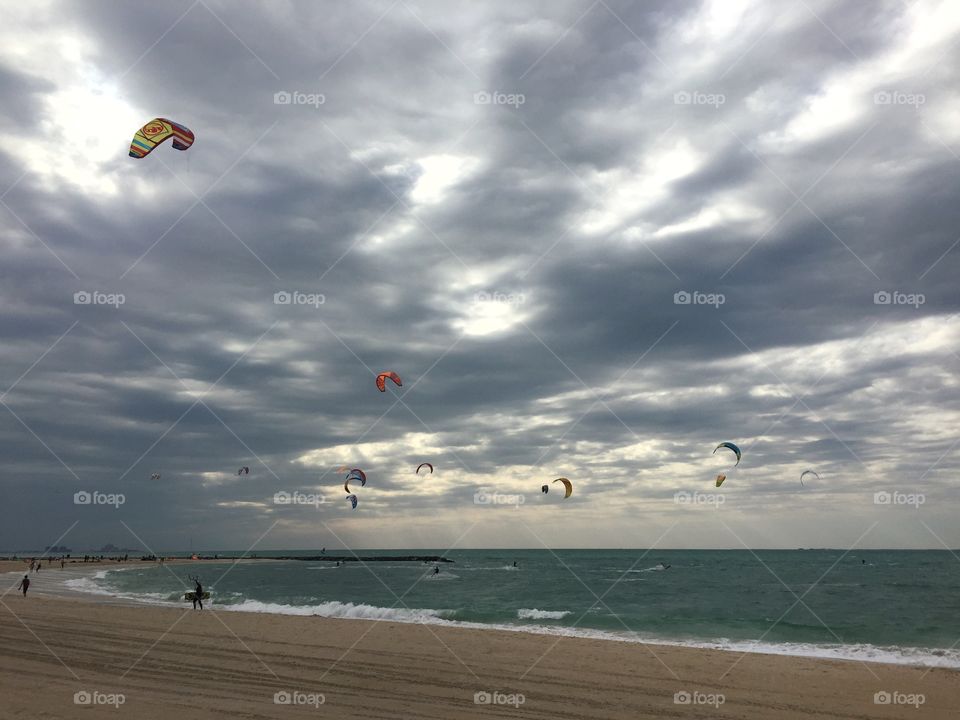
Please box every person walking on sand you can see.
[60,559,65,569]
[36,561,41,572]
[16,575,29,597]
[29,559,35,573]
[192,578,204,610]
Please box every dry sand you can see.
[0,586,956,719]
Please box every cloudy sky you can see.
[1,0,958,552]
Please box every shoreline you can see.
[0,592,955,719]
[6,562,959,672]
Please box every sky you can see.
[0,0,958,552]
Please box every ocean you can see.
[65,549,960,667]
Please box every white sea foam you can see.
[64,576,114,596]
[63,575,176,605]
[221,600,455,623]
[517,608,572,620]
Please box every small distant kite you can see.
[346,494,358,510]
[541,484,548,494]
[713,442,742,467]
[715,473,726,487]
[553,477,573,499]
[129,118,194,158]
[800,470,820,486]
[416,463,433,475]
[150,473,161,480]
[376,371,402,393]
[237,466,250,476]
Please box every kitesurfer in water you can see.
[433,566,440,575]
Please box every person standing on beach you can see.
[16,575,29,596]
[36,561,41,572]
[29,559,35,572]
[60,559,65,569]
[192,578,204,610]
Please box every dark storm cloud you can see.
[0,0,958,551]
[0,64,53,129]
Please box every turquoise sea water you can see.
[68,549,960,666]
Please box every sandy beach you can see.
[0,566,956,719]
